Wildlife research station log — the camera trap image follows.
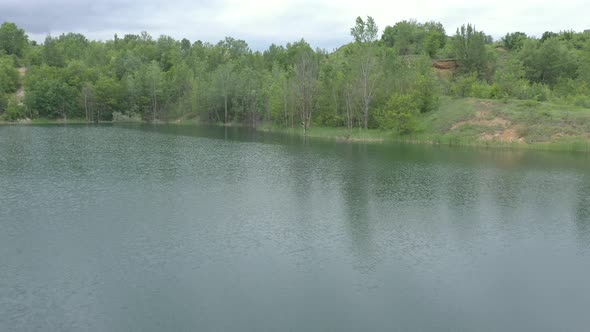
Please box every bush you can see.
[112,111,142,122]
[0,93,7,113]
[573,95,590,108]
[0,55,19,94]
[412,74,440,113]
[450,74,493,99]
[1,99,25,120]
[375,94,419,134]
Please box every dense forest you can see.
[0,18,589,136]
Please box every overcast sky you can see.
[1,0,588,50]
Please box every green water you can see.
[1,124,589,331]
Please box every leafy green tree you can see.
[212,62,235,123]
[381,20,446,57]
[350,17,383,129]
[494,57,528,98]
[145,61,163,121]
[0,22,28,57]
[452,24,490,79]
[43,36,65,67]
[24,66,78,119]
[519,37,578,86]
[423,22,447,57]
[351,16,379,44]
[292,43,318,134]
[502,32,527,50]
[94,75,121,121]
[375,94,419,134]
[540,31,558,42]
[0,56,19,93]
[381,20,424,55]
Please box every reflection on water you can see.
[1,124,589,331]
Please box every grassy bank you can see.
[260,97,590,152]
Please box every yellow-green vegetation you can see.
[407,97,590,151]
[263,97,590,152]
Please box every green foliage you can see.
[0,19,585,135]
[494,57,527,98]
[0,22,28,58]
[1,98,26,120]
[518,37,578,86]
[351,16,379,44]
[412,72,440,113]
[112,111,142,122]
[0,93,7,114]
[381,20,446,57]
[452,24,490,79]
[0,55,19,93]
[375,94,419,134]
[24,65,80,119]
[502,32,527,50]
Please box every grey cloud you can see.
[1,0,588,49]
[0,0,220,35]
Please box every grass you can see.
[260,97,590,152]
[386,97,590,152]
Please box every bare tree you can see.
[214,63,234,123]
[344,82,356,135]
[294,49,318,135]
[81,82,94,123]
[349,16,381,129]
[357,48,381,129]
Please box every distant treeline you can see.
[0,19,589,133]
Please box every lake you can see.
[1,124,589,331]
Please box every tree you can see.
[452,24,490,79]
[351,16,379,44]
[213,63,235,123]
[0,56,19,94]
[354,46,381,129]
[292,45,318,134]
[94,75,120,121]
[381,20,446,57]
[43,36,65,67]
[375,94,419,134]
[81,82,95,122]
[0,22,28,58]
[423,22,447,57]
[145,62,163,121]
[24,67,78,119]
[350,17,382,129]
[519,37,579,86]
[502,32,527,50]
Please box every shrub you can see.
[112,111,142,122]
[375,94,419,134]
[1,99,25,120]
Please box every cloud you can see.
[1,0,588,50]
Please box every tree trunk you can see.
[84,93,88,122]
[224,94,228,123]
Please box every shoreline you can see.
[2,117,589,153]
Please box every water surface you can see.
[1,124,589,331]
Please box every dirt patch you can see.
[432,59,457,70]
[451,115,510,130]
[451,100,524,142]
[16,67,27,105]
[480,127,525,143]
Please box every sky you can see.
[1,0,588,50]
